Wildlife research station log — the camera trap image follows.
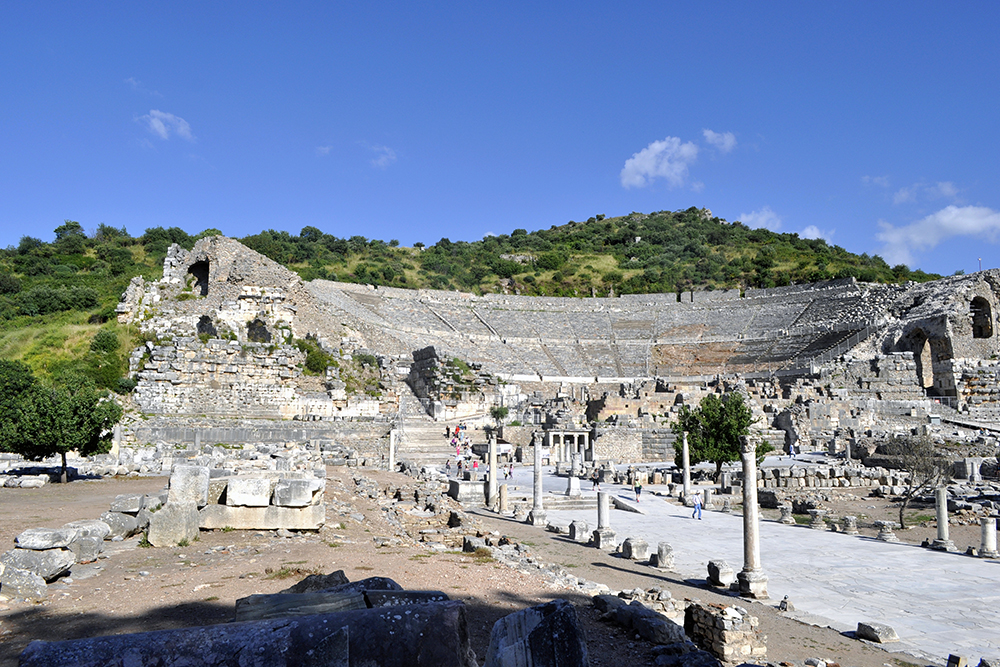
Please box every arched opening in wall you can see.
[196,315,218,338]
[188,261,210,296]
[903,329,934,391]
[971,297,994,338]
[247,318,272,343]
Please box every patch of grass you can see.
[909,513,935,523]
[355,565,375,571]
[409,554,432,561]
[264,565,321,580]
[336,522,347,530]
[472,547,494,563]
[221,526,235,533]
[325,541,342,548]
[203,596,220,602]
[793,514,810,525]
[138,534,152,548]
[177,538,190,547]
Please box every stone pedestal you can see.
[932,486,958,552]
[980,517,999,558]
[875,520,900,542]
[569,520,589,543]
[777,503,796,525]
[651,542,674,569]
[592,528,617,550]
[738,436,767,599]
[566,475,581,499]
[703,487,714,510]
[807,509,828,530]
[841,515,859,535]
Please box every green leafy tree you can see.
[671,392,765,480]
[0,360,37,449]
[490,405,509,426]
[7,375,123,483]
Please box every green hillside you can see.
[0,209,940,384]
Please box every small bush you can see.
[91,329,120,354]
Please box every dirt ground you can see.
[0,469,944,667]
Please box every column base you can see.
[980,549,999,559]
[931,539,959,552]
[527,509,547,526]
[592,528,617,550]
[737,568,769,599]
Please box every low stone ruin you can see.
[0,520,111,599]
[19,569,590,667]
[684,602,767,662]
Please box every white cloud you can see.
[620,137,699,189]
[893,181,959,205]
[877,205,1000,266]
[125,77,162,97]
[315,145,332,156]
[139,110,194,141]
[862,175,890,188]
[799,225,834,242]
[702,129,736,153]
[740,206,782,231]
[369,145,396,169]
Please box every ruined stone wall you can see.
[592,427,643,462]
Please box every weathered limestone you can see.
[14,528,77,551]
[682,432,691,504]
[874,520,900,542]
[650,542,674,569]
[110,494,145,513]
[63,520,112,541]
[99,511,140,539]
[593,595,688,645]
[841,515,860,535]
[777,503,796,525]
[592,491,616,549]
[932,487,958,552]
[483,599,588,667]
[981,517,999,558]
[807,509,828,530]
[498,483,509,513]
[565,474,581,499]
[21,602,476,667]
[568,520,590,543]
[621,537,649,560]
[527,442,546,527]
[0,548,74,582]
[147,501,200,547]
[685,603,766,662]
[856,621,900,643]
[226,477,275,507]
[737,436,768,599]
[67,536,103,563]
[487,439,498,508]
[199,504,326,531]
[0,567,47,600]
[168,465,210,506]
[388,428,397,471]
[272,479,323,507]
[707,559,736,587]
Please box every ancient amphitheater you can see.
[114,235,1000,463]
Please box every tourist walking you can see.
[633,479,642,503]
[692,490,702,520]
[590,469,600,491]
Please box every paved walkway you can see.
[502,466,1000,664]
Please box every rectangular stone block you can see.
[147,501,200,547]
[109,494,145,513]
[226,477,275,507]
[273,479,324,507]
[168,466,210,506]
[199,503,326,530]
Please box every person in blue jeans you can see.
[692,490,703,520]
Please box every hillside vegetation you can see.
[0,208,940,384]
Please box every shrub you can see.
[90,329,120,354]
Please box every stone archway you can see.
[971,296,994,339]
[188,261,209,296]
[900,328,954,396]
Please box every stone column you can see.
[566,474,581,498]
[528,444,546,526]
[932,486,958,552]
[703,487,714,510]
[980,517,999,558]
[388,429,397,472]
[682,432,692,504]
[111,423,122,459]
[841,515,859,535]
[487,439,498,508]
[737,436,768,599]
[777,503,795,525]
[593,491,616,549]
[498,484,509,514]
[807,509,828,530]
[194,430,201,450]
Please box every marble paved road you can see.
[503,468,1000,664]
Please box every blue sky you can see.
[2,2,998,276]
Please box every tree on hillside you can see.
[6,375,123,483]
[671,392,767,480]
[881,435,945,529]
[0,360,36,449]
[490,406,509,427]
